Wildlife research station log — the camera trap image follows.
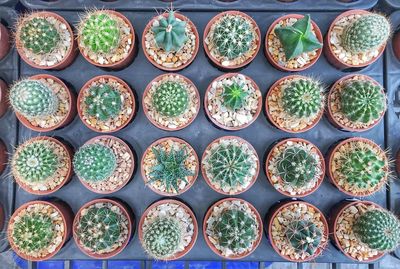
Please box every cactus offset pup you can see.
[152,11,187,52]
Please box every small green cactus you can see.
[285,220,322,256]
[340,80,386,124]
[10,79,58,118]
[73,143,117,182]
[221,82,248,111]
[152,11,187,52]
[341,14,390,54]
[19,17,60,55]
[152,81,189,117]
[353,209,400,251]
[275,14,322,60]
[85,84,122,121]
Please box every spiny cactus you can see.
[353,209,400,251]
[340,80,386,124]
[275,14,322,60]
[152,81,189,117]
[221,82,248,111]
[285,220,322,256]
[19,17,60,55]
[85,84,122,121]
[73,143,117,182]
[10,79,58,118]
[143,217,182,259]
[152,11,187,52]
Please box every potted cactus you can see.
[139,199,198,260]
[73,135,135,194]
[0,138,6,175]
[0,79,8,118]
[201,136,259,195]
[11,136,73,195]
[327,75,387,132]
[266,200,328,262]
[73,198,134,258]
[141,137,198,196]
[265,138,325,197]
[9,75,76,132]
[0,22,10,61]
[325,10,390,70]
[205,73,262,130]
[77,75,136,133]
[8,199,73,261]
[265,14,323,71]
[143,74,200,131]
[204,11,261,69]
[14,11,77,70]
[265,75,325,133]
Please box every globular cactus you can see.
[85,84,122,121]
[143,217,182,259]
[152,81,189,117]
[19,17,60,55]
[10,79,58,118]
[285,220,322,256]
[341,14,390,54]
[353,209,400,251]
[340,80,386,124]
[221,82,248,111]
[73,143,117,182]
[152,11,187,52]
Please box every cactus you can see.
[152,81,189,117]
[285,220,322,255]
[143,217,182,259]
[282,79,323,118]
[152,11,187,52]
[85,84,122,121]
[341,14,390,54]
[19,17,60,55]
[10,79,59,118]
[275,14,322,60]
[340,80,386,124]
[221,82,248,111]
[211,15,254,60]
[73,143,117,182]
[353,209,400,251]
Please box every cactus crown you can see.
[341,14,390,54]
[153,81,189,117]
[19,17,60,55]
[73,143,117,182]
[285,220,322,256]
[353,209,400,252]
[275,14,322,60]
[340,80,386,124]
[211,14,254,60]
[152,11,187,52]
[221,82,248,111]
[85,84,122,121]
[10,79,59,118]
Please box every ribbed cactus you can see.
[152,11,187,52]
[10,79,58,118]
[285,220,322,256]
[341,14,390,53]
[152,81,189,117]
[353,209,400,251]
[340,80,386,124]
[221,82,248,111]
[73,144,117,182]
[85,84,122,121]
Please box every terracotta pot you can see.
[0,138,6,176]
[142,73,200,131]
[324,10,385,71]
[326,137,388,197]
[326,74,386,132]
[138,198,198,260]
[201,136,259,195]
[141,137,198,196]
[396,150,400,177]
[393,30,400,61]
[78,10,136,69]
[0,79,8,118]
[15,11,77,70]
[0,202,4,232]
[265,138,325,197]
[142,12,199,71]
[8,199,73,261]
[0,23,10,61]
[204,73,262,131]
[266,199,329,262]
[73,198,134,259]
[203,197,263,259]
[77,75,136,133]
[203,11,261,70]
[265,75,324,133]
[76,135,135,194]
[265,14,323,72]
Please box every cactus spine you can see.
[152,11,187,52]
[85,84,122,121]
[285,220,322,255]
[221,82,248,111]
[152,81,189,117]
